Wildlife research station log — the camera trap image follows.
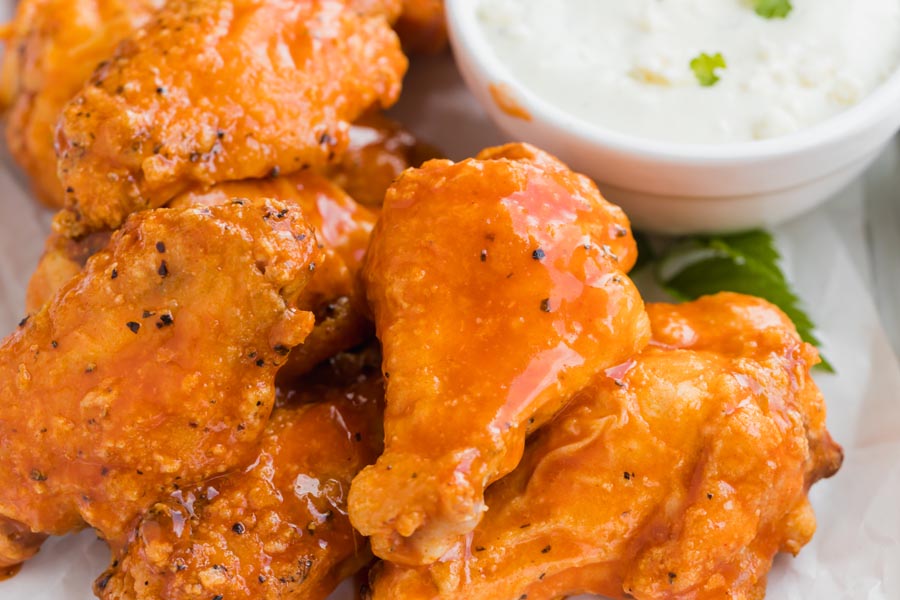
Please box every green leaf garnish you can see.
[690,52,727,87]
[754,0,793,19]
[651,230,834,372]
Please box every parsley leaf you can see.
[651,230,834,372]
[690,52,727,87]
[754,0,793,19]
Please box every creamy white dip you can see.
[476,0,900,143]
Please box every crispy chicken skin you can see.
[329,112,441,208]
[0,198,321,560]
[27,171,380,378]
[172,172,378,378]
[25,229,113,313]
[96,363,385,600]
[54,0,407,237]
[350,143,651,565]
[371,293,843,600]
[0,0,165,207]
[0,516,47,569]
[395,0,447,54]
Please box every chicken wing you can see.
[0,0,164,207]
[171,171,378,378]
[27,171,377,378]
[395,0,447,54]
[95,354,385,600]
[349,143,650,565]
[370,293,843,600]
[328,112,441,208]
[0,198,321,561]
[54,0,407,237]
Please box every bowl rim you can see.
[445,0,900,165]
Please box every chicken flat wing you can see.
[171,171,378,378]
[0,0,164,207]
[349,143,650,565]
[27,171,377,380]
[96,359,385,600]
[370,292,843,600]
[0,198,321,560]
[54,0,407,237]
[395,0,447,54]
[328,112,441,208]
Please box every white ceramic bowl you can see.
[445,0,900,234]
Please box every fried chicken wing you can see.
[328,112,441,208]
[28,171,377,378]
[371,293,843,600]
[96,360,385,600]
[0,0,165,207]
[395,0,447,54]
[349,143,650,565]
[171,171,378,378]
[54,0,407,237]
[0,198,321,560]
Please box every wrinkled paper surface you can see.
[0,51,898,600]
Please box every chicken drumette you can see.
[370,293,843,600]
[349,143,650,565]
[0,198,321,566]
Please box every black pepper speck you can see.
[156,313,174,329]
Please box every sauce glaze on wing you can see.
[54,0,407,236]
[0,0,165,207]
[370,293,843,600]
[0,198,320,554]
[96,357,386,600]
[349,143,650,565]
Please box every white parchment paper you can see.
[0,52,898,600]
